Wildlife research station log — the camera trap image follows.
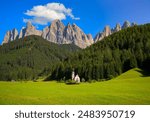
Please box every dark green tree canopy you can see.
[49,24,150,81]
[0,36,80,81]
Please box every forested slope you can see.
[0,35,80,81]
[49,24,150,81]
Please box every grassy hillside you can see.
[0,68,150,105]
[0,35,80,81]
[115,68,143,79]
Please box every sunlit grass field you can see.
[0,68,150,105]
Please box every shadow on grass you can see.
[135,68,150,77]
[66,82,80,85]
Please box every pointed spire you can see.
[122,20,131,29]
[114,23,121,32]
[103,25,111,36]
[67,23,71,27]
[50,19,65,29]
[26,21,32,28]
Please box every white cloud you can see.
[23,3,80,25]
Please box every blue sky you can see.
[0,0,150,44]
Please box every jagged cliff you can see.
[2,20,137,47]
[2,20,93,48]
[94,21,137,42]
[42,20,94,48]
[2,29,18,44]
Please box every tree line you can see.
[48,24,150,81]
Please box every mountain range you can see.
[2,20,93,48]
[2,20,136,48]
[94,21,137,42]
[0,22,150,81]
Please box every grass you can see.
[0,68,150,105]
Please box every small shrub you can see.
[33,79,38,82]
[98,79,106,82]
[58,80,65,83]
[87,80,96,83]
[81,78,86,82]
[108,75,114,80]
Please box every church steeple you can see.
[72,70,75,80]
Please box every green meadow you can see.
[0,68,150,105]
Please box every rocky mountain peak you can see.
[2,20,93,48]
[66,23,72,28]
[103,25,111,36]
[42,20,93,48]
[72,23,77,27]
[42,26,49,39]
[2,28,18,44]
[19,21,42,38]
[43,19,65,44]
[122,21,131,29]
[94,25,112,42]
[50,19,65,29]
[87,34,93,40]
[64,23,73,34]
[94,20,136,42]
[11,29,18,40]
[26,21,32,28]
[52,19,61,24]
[114,23,121,32]
[72,23,81,31]
[2,31,11,44]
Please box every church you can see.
[72,71,80,83]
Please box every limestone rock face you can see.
[94,26,111,42]
[12,29,19,41]
[19,27,26,38]
[63,23,74,44]
[3,22,42,44]
[2,20,93,48]
[114,23,121,32]
[19,22,42,38]
[2,31,11,44]
[122,21,131,29]
[42,20,94,48]
[87,34,93,41]
[2,29,18,44]
[94,21,135,42]
[69,23,93,48]
[94,32,103,42]
[42,26,49,39]
[103,26,112,36]
[42,20,65,43]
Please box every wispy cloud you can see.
[23,3,80,25]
